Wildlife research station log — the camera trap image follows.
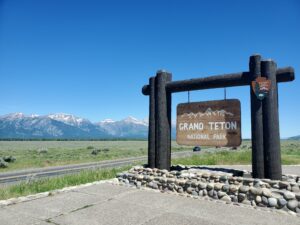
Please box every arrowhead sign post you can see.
[251,77,271,100]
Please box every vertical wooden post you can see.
[261,60,282,180]
[155,70,172,170]
[249,54,265,178]
[148,77,156,168]
[166,74,172,169]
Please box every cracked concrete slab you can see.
[72,182,138,197]
[0,207,48,225]
[51,198,164,225]
[5,191,108,220]
[142,212,227,225]
[0,181,299,225]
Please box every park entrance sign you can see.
[176,99,241,147]
[142,54,295,180]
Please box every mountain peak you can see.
[122,116,148,126]
[3,112,25,119]
[100,119,115,123]
[48,113,89,126]
[123,116,138,122]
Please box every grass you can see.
[0,166,131,200]
[0,140,191,172]
[172,150,251,165]
[172,140,300,165]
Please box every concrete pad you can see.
[73,182,138,197]
[52,198,163,225]
[6,191,108,220]
[1,182,300,225]
[143,212,228,225]
[167,196,298,225]
[0,208,48,225]
[117,189,189,210]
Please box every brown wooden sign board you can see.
[176,99,241,147]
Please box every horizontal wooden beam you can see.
[142,67,294,95]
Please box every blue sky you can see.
[0,0,299,138]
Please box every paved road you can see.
[0,150,200,185]
[0,181,298,225]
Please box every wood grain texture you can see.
[249,55,265,178]
[262,60,282,180]
[142,67,294,95]
[155,71,172,170]
[148,77,156,168]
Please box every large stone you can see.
[208,189,214,197]
[222,184,230,192]
[287,200,298,210]
[191,191,199,196]
[177,187,184,193]
[271,191,282,199]
[217,191,226,198]
[231,195,238,202]
[242,200,252,205]
[255,195,262,203]
[219,175,228,182]
[147,176,154,182]
[198,182,207,190]
[291,185,300,192]
[178,179,186,186]
[168,183,175,190]
[199,190,203,196]
[160,169,169,174]
[249,187,263,195]
[278,198,287,208]
[191,180,198,187]
[160,177,167,183]
[167,178,175,183]
[262,188,272,197]
[220,195,231,203]
[229,185,238,193]
[186,187,194,194]
[295,193,300,201]
[262,196,268,205]
[207,183,214,191]
[284,191,296,200]
[243,178,254,184]
[268,198,277,207]
[239,185,249,193]
[279,181,290,189]
[214,183,223,191]
[136,181,142,189]
[212,191,218,199]
[238,193,246,202]
[136,175,144,181]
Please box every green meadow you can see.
[0,140,190,172]
[0,140,299,172]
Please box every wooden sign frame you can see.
[142,54,295,180]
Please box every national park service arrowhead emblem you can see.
[251,77,271,100]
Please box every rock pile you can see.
[117,165,300,215]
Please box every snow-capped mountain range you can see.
[0,113,150,139]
